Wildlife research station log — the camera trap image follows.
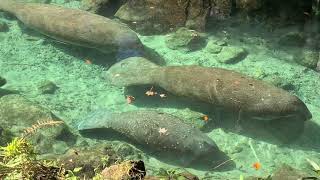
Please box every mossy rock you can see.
[0,94,77,154]
[295,50,319,69]
[205,40,223,54]
[278,32,306,47]
[217,46,248,64]
[165,27,207,51]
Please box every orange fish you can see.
[253,162,261,170]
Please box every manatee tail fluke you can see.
[0,0,19,14]
[104,57,161,87]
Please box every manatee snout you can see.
[249,94,312,121]
[289,97,312,121]
[190,137,235,171]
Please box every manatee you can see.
[105,57,312,142]
[0,0,143,56]
[78,109,233,170]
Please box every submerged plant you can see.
[0,137,35,162]
[22,119,64,139]
[0,119,65,179]
[306,158,320,175]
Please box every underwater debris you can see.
[159,93,167,98]
[101,160,146,180]
[252,162,261,170]
[145,86,158,96]
[126,95,135,104]
[165,27,207,51]
[158,127,168,136]
[202,115,209,122]
[84,59,93,65]
[306,158,320,175]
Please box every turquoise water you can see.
[0,0,319,179]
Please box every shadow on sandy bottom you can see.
[124,85,320,152]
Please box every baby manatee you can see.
[78,109,234,170]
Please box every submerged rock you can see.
[235,0,263,14]
[246,164,313,180]
[295,49,319,69]
[115,0,210,34]
[81,0,110,13]
[101,160,146,180]
[278,32,306,47]
[205,40,223,54]
[80,0,125,17]
[217,46,248,63]
[165,27,207,51]
[55,144,123,179]
[271,164,312,180]
[0,95,77,154]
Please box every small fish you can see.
[253,162,261,170]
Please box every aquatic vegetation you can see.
[22,120,64,139]
[0,120,65,179]
[306,158,320,176]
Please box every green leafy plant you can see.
[0,119,65,179]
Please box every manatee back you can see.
[158,66,293,111]
[115,111,217,155]
[11,3,142,54]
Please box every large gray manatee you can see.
[0,0,143,57]
[77,109,234,170]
